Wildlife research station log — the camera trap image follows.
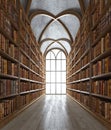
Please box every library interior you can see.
[0,0,111,130]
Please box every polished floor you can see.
[1,95,108,130]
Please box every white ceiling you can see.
[20,0,90,55]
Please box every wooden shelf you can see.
[0,28,18,47]
[67,62,90,80]
[20,63,30,71]
[67,88,90,95]
[0,94,18,100]
[0,50,19,63]
[20,78,44,84]
[66,1,111,126]
[92,73,111,80]
[81,78,90,82]
[71,49,89,70]
[92,23,111,47]
[0,1,45,124]
[91,93,111,101]
[20,88,45,95]
[91,2,111,31]
[0,74,18,79]
[81,63,90,70]
[91,48,111,63]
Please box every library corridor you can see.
[0,95,108,130]
[0,0,111,130]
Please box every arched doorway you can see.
[46,49,66,94]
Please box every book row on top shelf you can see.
[67,0,111,125]
[0,0,45,123]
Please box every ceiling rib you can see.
[45,48,67,57]
[30,10,81,43]
[56,9,82,21]
[78,0,85,14]
[40,38,71,45]
[29,10,55,21]
[25,0,85,55]
[26,0,32,15]
[44,41,68,55]
[29,9,81,21]
[38,18,73,43]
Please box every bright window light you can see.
[46,49,66,94]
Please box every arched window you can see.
[46,49,66,94]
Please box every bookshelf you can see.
[67,0,111,125]
[0,0,45,122]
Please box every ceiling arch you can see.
[40,39,71,55]
[45,48,67,57]
[30,0,81,16]
[44,41,67,55]
[20,0,90,55]
[40,38,72,45]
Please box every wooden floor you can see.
[1,95,108,130]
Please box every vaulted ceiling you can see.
[20,0,90,55]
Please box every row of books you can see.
[81,39,90,54]
[91,0,105,26]
[71,73,81,81]
[99,6,111,31]
[0,56,18,76]
[0,89,45,120]
[20,67,42,82]
[81,68,90,79]
[20,38,39,66]
[0,99,17,120]
[80,7,90,43]
[91,0,108,7]
[67,89,111,123]
[0,90,43,120]
[0,0,19,25]
[20,39,29,54]
[91,79,111,96]
[92,33,111,58]
[20,51,39,69]
[92,6,111,42]
[69,53,90,72]
[90,96,111,122]
[20,67,29,79]
[30,83,42,90]
[71,81,90,92]
[30,71,42,82]
[20,82,30,92]
[20,53,29,67]
[81,54,90,66]
[71,66,89,80]
[74,60,81,72]
[76,92,111,123]
[81,25,90,43]
[0,1,45,123]
[20,82,42,92]
[80,94,90,108]
[18,92,41,108]
[0,9,12,36]
[0,79,18,98]
[74,50,81,63]
[19,23,37,55]
[30,62,39,74]
[0,0,18,9]
[67,90,90,107]
[0,33,18,59]
[92,56,111,76]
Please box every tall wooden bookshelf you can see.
[0,0,45,123]
[67,0,111,126]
